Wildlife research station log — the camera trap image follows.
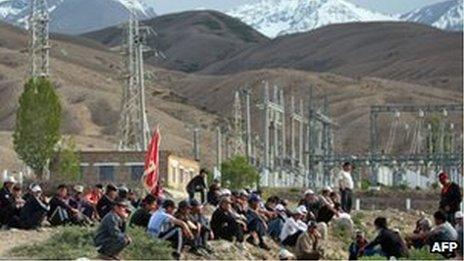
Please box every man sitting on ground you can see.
[174,200,203,255]
[362,217,409,259]
[295,221,322,260]
[20,184,50,229]
[94,199,132,259]
[0,176,17,225]
[148,199,194,259]
[49,184,80,226]
[211,197,245,243]
[246,195,270,250]
[190,199,214,254]
[97,184,119,219]
[280,205,308,247]
[348,230,378,260]
[69,185,95,222]
[267,203,287,241]
[130,194,157,228]
[3,185,25,229]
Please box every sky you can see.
[145,0,448,15]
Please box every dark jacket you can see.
[130,208,151,228]
[20,195,50,229]
[211,207,243,242]
[97,195,114,219]
[0,187,12,223]
[94,211,127,251]
[186,175,206,193]
[49,196,74,217]
[365,228,408,258]
[0,187,12,208]
[246,209,266,236]
[440,182,462,213]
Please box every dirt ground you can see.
[0,208,426,260]
[0,227,57,258]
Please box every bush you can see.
[221,155,259,190]
[9,226,173,260]
[361,179,371,190]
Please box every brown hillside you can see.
[83,10,268,73]
[200,22,463,92]
[0,21,220,170]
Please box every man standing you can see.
[186,169,207,203]
[94,199,132,260]
[438,172,462,224]
[148,199,193,259]
[338,162,354,213]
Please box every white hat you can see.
[304,189,314,195]
[31,184,42,193]
[4,176,17,183]
[323,186,333,192]
[296,205,308,215]
[279,248,295,259]
[221,189,231,196]
[275,204,285,212]
[455,211,463,219]
[74,185,84,193]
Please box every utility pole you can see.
[233,91,245,155]
[263,82,270,186]
[216,126,222,169]
[29,0,50,78]
[118,5,151,151]
[193,127,200,161]
[243,88,252,160]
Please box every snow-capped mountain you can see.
[401,0,463,31]
[227,0,396,38]
[0,0,156,34]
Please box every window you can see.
[99,166,115,182]
[131,166,144,181]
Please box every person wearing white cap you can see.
[295,220,322,260]
[20,184,50,229]
[267,203,288,240]
[0,176,17,224]
[280,205,308,246]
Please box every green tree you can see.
[13,78,62,179]
[57,137,81,182]
[221,155,259,190]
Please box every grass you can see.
[9,226,173,260]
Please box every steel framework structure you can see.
[29,0,50,78]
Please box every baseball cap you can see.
[248,194,261,204]
[4,176,16,183]
[308,220,317,228]
[178,200,191,209]
[304,189,314,195]
[31,184,42,193]
[190,198,201,207]
[455,211,463,219]
[74,185,84,193]
[275,204,285,212]
[296,205,308,215]
[113,198,129,208]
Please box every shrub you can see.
[221,155,259,190]
[9,226,173,260]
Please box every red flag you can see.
[142,127,161,194]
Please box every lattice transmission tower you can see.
[118,4,152,151]
[29,0,50,78]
